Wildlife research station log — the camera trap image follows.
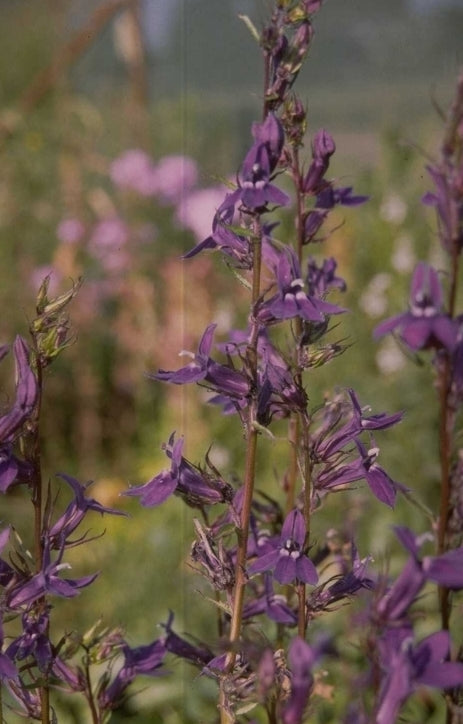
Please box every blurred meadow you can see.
[1,0,463,721]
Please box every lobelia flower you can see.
[316,437,402,508]
[6,608,52,671]
[0,527,15,587]
[123,432,233,508]
[0,621,18,682]
[154,323,251,402]
[307,545,373,614]
[243,574,297,625]
[47,473,126,548]
[161,611,213,667]
[7,538,98,609]
[248,509,318,585]
[375,526,463,624]
[98,637,166,711]
[0,337,38,493]
[306,257,346,297]
[229,142,290,211]
[314,388,402,460]
[257,245,344,324]
[227,114,289,211]
[375,627,463,724]
[374,262,458,351]
[315,184,369,209]
[0,337,38,445]
[303,129,336,194]
[282,636,320,724]
[183,193,252,266]
[422,164,463,254]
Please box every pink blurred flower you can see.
[56,218,85,244]
[88,218,130,273]
[89,218,129,251]
[109,149,158,196]
[151,155,198,204]
[176,187,227,241]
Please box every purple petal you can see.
[365,467,397,507]
[248,549,280,575]
[422,547,463,588]
[274,554,297,584]
[123,470,178,507]
[296,556,319,585]
[281,510,306,547]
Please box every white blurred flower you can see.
[376,337,406,375]
[380,193,407,224]
[391,234,415,273]
[359,273,391,318]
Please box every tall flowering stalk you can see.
[126,2,463,722]
[375,71,463,722]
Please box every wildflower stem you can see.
[437,83,463,635]
[27,341,50,724]
[220,221,263,722]
[84,656,99,724]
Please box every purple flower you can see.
[0,337,38,493]
[227,115,288,211]
[251,113,285,172]
[374,262,457,351]
[248,509,318,585]
[7,539,98,609]
[315,185,369,209]
[6,609,52,671]
[282,637,318,724]
[316,438,402,508]
[375,527,463,623]
[303,129,336,194]
[243,574,297,625]
[229,141,290,211]
[123,432,233,508]
[422,164,463,253]
[257,245,344,324]
[161,612,213,667]
[306,257,346,297]
[0,337,38,445]
[183,194,252,266]
[375,628,463,724]
[154,323,250,402]
[0,527,15,587]
[315,388,402,460]
[47,473,126,547]
[0,621,18,682]
[98,637,166,710]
